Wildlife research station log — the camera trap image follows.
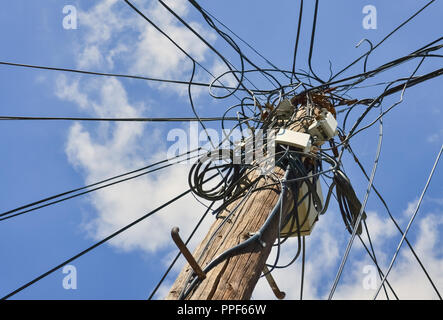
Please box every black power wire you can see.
[198,6,290,81]
[0,149,202,221]
[347,145,442,299]
[290,0,304,85]
[329,0,437,81]
[300,236,305,300]
[0,61,255,92]
[0,115,245,122]
[1,172,220,300]
[1,187,194,300]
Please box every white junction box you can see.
[275,128,311,153]
[308,111,338,144]
[280,175,324,237]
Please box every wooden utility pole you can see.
[167,104,318,300]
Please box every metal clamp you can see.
[247,232,266,248]
[171,227,206,280]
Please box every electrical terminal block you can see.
[308,109,338,145]
[275,128,311,153]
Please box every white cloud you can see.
[75,0,218,95]
[55,75,89,109]
[252,200,443,300]
[60,75,213,254]
[210,60,239,91]
[78,0,128,46]
[333,211,443,300]
[252,211,343,300]
[403,198,419,219]
[427,130,443,143]
[363,210,397,247]
[105,44,129,69]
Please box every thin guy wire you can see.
[373,144,443,300]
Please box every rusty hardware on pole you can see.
[262,266,286,300]
[171,226,206,281]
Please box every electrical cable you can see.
[1,171,220,300]
[328,104,384,300]
[373,144,443,300]
[329,0,436,81]
[0,116,247,122]
[2,188,192,299]
[179,168,291,299]
[198,6,290,81]
[0,61,256,92]
[123,0,243,101]
[300,236,305,300]
[0,149,202,221]
[347,144,442,299]
[361,220,391,300]
[307,0,325,84]
[291,0,304,85]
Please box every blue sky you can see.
[0,0,442,300]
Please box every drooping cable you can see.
[0,149,202,221]
[347,144,441,299]
[1,172,220,300]
[328,105,383,300]
[0,61,255,92]
[0,116,246,122]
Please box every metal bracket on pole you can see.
[262,266,286,299]
[171,227,206,281]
